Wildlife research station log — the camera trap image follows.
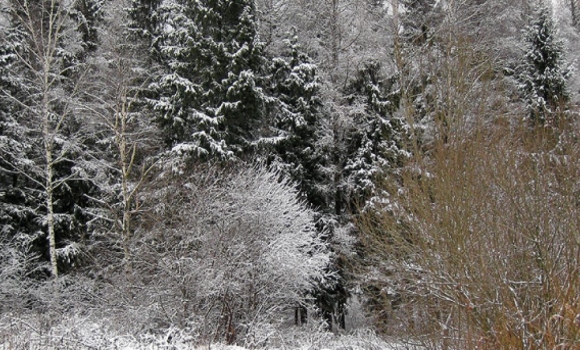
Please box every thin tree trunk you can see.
[117,95,136,266]
[329,0,340,82]
[43,10,58,277]
[119,115,131,262]
[46,151,59,278]
[571,0,578,28]
[44,90,58,278]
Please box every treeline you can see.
[0,0,579,347]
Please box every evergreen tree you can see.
[344,62,409,210]
[306,61,411,331]
[70,0,107,54]
[127,0,163,60]
[150,0,271,159]
[268,36,330,208]
[520,0,570,125]
[400,0,443,46]
[265,35,356,330]
[396,0,443,144]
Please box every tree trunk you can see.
[329,0,341,82]
[46,158,58,278]
[571,0,578,28]
[119,111,132,263]
[43,43,58,278]
[295,306,306,326]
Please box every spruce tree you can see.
[308,61,411,331]
[400,0,442,46]
[70,0,106,54]
[127,0,163,60]
[344,62,409,210]
[268,36,329,208]
[520,0,570,125]
[150,0,270,159]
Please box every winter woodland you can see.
[2,0,580,348]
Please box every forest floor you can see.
[0,312,424,350]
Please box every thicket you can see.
[360,117,580,348]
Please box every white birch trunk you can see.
[43,1,59,278]
[44,123,59,278]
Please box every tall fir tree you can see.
[400,0,443,46]
[344,62,409,210]
[308,61,411,331]
[268,36,330,208]
[127,0,163,60]
[70,0,107,55]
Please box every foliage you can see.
[0,0,97,277]
[127,0,163,51]
[399,0,443,47]
[267,36,329,209]
[79,0,162,263]
[343,61,409,210]
[148,0,271,159]
[0,310,401,349]
[3,0,580,347]
[69,0,107,55]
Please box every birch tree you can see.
[82,0,162,264]
[0,0,87,278]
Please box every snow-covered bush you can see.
[0,234,40,313]
[127,164,331,345]
[0,311,404,350]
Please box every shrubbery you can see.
[0,164,337,347]
[361,120,580,348]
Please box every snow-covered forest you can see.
[2,0,580,348]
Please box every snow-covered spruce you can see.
[519,0,571,125]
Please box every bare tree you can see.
[81,0,161,265]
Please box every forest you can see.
[2,0,580,349]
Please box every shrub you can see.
[361,123,580,348]
[123,163,331,345]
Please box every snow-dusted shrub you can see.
[0,312,404,350]
[0,312,201,349]
[128,164,331,344]
[362,123,580,348]
[0,234,41,313]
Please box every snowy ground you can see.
[0,313,424,350]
